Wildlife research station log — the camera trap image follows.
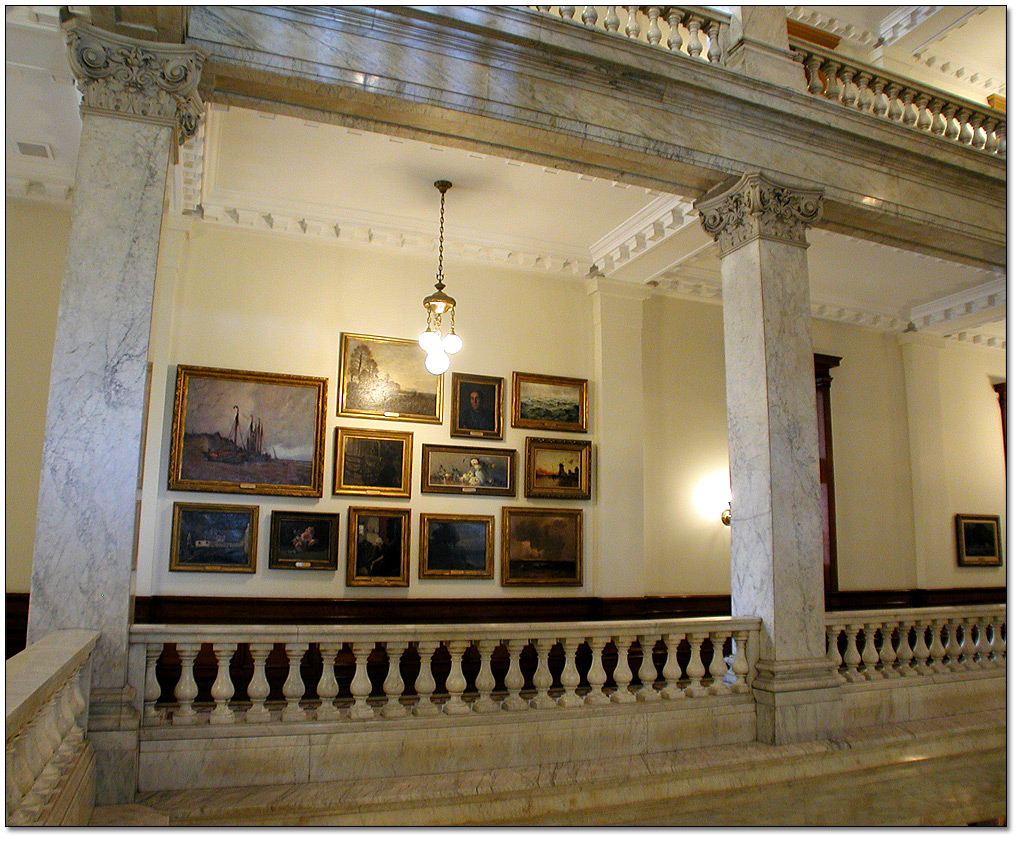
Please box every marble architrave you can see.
[696,172,842,744]
[26,20,205,803]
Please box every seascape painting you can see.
[512,372,588,432]
[339,333,442,423]
[501,506,582,585]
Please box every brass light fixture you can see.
[418,179,462,374]
[721,503,732,526]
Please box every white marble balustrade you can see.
[6,630,99,826]
[532,5,729,63]
[128,618,760,727]
[826,606,1006,682]
[792,40,1006,157]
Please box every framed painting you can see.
[954,514,1003,567]
[333,427,413,497]
[511,372,588,433]
[525,437,592,500]
[167,365,327,497]
[347,506,411,586]
[268,510,339,570]
[421,444,517,496]
[450,372,504,439]
[501,506,582,586]
[170,502,258,574]
[419,513,494,579]
[338,333,442,423]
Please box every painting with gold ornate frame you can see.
[333,427,413,497]
[418,513,494,579]
[170,502,258,574]
[501,506,582,586]
[524,437,592,499]
[346,506,411,586]
[511,371,588,433]
[955,514,1002,567]
[338,333,442,423]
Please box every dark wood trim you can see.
[825,587,1006,612]
[815,353,841,593]
[6,592,30,660]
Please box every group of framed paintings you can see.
[164,332,591,587]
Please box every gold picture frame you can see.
[419,513,494,579]
[524,437,592,499]
[954,514,1003,567]
[421,443,517,496]
[167,365,328,498]
[268,510,339,571]
[170,502,258,574]
[501,506,583,586]
[511,371,588,433]
[346,506,411,586]
[338,333,442,423]
[333,427,413,497]
[450,372,504,439]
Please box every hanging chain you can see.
[435,184,446,290]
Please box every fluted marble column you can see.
[26,19,204,802]
[695,172,842,744]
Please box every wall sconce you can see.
[418,179,462,375]
[693,470,732,527]
[721,503,731,526]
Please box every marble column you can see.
[586,277,650,595]
[26,19,204,802]
[695,172,843,744]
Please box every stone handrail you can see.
[531,5,730,63]
[825,605,1006,682]
[129,616,760,726]
[791,38,1006,157]
[6,629,99,826]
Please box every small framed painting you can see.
[419,513,494,579]
[501,506,582,586]
[525,437,592,500]
[450,372,504,439]
[268,510,339,571]
[347,506,411,586]
[170,502,258,574]
[167,365,328,497]
[511,372,588,433]
[333,427,413,497]
[338,333,442,423]
[421,444,517,496]
[954,514,1003,567]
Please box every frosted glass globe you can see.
[424,350,450,375]
[418,330,442,352]
[442,332,463,354]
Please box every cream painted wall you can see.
[134,221,596,598]
[5,198,71,592]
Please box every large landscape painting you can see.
[339,333,442,423]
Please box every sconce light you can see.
[721,503,731,526]
[418,180,462,375]
[694,469,732,527]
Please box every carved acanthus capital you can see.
[64,20,206,143]
[695,173,824,257]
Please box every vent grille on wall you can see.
[16,141,53,159]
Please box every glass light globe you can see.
[442,331,463,354]
[418,330,442,352]
[424,350,450,375]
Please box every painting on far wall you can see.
[954,514,1003,567]
[501,506,582,586]
[338,333,442,423]
[170,502,258,573]
[346,506,411,586]
[511,372,588,433]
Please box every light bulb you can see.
[424,350,450,375]
[442,332,463,354]
[418,330,442,352]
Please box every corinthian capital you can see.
[695,173,824,257]
[64,20,206,143]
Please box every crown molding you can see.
[588,194,696,274]
[907,278,1006,330]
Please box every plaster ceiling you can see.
[5,5,1007,348]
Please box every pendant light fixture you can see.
[418,179,462,375]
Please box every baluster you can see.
[892,621,913,675]
[944,618,965,671]
[975,618,994,666]
[530,638,558,709]
[558,6,575,21]
[7,737,33,816]
[991,619,1007,666]
[473,639,500,714]
[705,21,722,64]
[839,67,856,108]
[707,632,729,694]
[825,624,845,680]
[899,89,919,127]
[381,641,409,719]
[804,53,824,96]
[646,6,663,47]
[245,642,273,723]
[843,625,866,682]
[172,642,200,725]
[413,640,440,716]
[604,5,620,33]
[444,640,472,715]
[142,643,165,726]
[729,631,750,693]
[316,643,342,721]
[502,639,531,712]
[883,83,903,121]
[660,633,685,699]
[822,61,841,101]
[348,641,375,720]
[941,103,961,140]
[635,634,660,701]
[281,643,309,721]
[956,109,976,145]
[625,6,640,39]
[685,631,708,697]
[558,636,584,707]
[610,635,636,703]
[666,10,683,51]
[209,642,237,725]
[970,115,988,148]
[581,5,597,26]
[911,620,933,675]
[687,16,705,60]
[927,620,948,673]
[585,636,611,705]
[981,116,1000,153]
[993,120,1006,155]
[878,623,899,678]
[860,623,881,680]
[853,71,873,110]
[926,98,946,134]
[959,617,980,669]
[871,78,889,117]
[913,93,933,130]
